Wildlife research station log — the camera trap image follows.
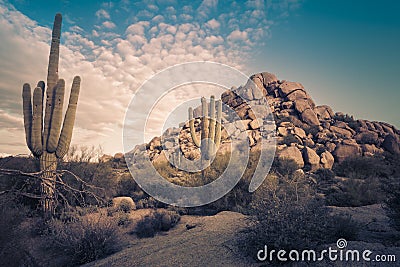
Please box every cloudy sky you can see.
[0,0,399,156]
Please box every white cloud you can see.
[205,18,220,29]
[227,29,248,41]
[102,21,116,29]
[0,0,300,155]
[95,9,110,20]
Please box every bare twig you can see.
[0,168,106,208]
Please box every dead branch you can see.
[0,168,106,208]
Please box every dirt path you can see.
[85,211,256,267]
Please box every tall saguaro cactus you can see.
[188,96,222,165]
[22,13,81,217]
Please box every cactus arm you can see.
[43,13,62,151]
[201,97,209,159]
[215,99,222,148]
[22,83,33,152]
[47,79,65,152]
[56,76,80,158]
[188,107,201,148]
[208,95,216,157]
[47,13,61,93]
[31,85,43,156]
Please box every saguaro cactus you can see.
[22,13,81,217]
[188,96,222,164]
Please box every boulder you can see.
[301,109,320,126]
[320,151,334,169]
[333,143,362,163]
[277,127,288,137]
[278,81,304,97]
[294,99,310,113]
[382,134,400,154]
[99,154,113,163]
[234,119,251,131]
[361,144,383,155]
[294,127,307,139]
[278,146,304,168]
[354,131,378,144]
[302,147,320,171]
[381,124,395,135]
[112,197,136,211]
[153,151,168,164]
[282,101,293,109]
[261,72,278,86]
[314,105,334,120]
[249,119,263,130]
[325,142,336,152]
[286,90,309,102]
[114,152,124,160]
[330,126,352,139]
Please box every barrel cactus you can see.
[188,96,222,164]
[22,13,81,217]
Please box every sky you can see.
[0,0,399,156]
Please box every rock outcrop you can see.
[129,72,399,172]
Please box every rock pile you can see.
[131,72,399,171]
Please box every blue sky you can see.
[0,0,398,155]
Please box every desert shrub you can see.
[59,160,117,205]
[135,216,157,238]
[116,212,132,226]
[241,174,358,262]
[333,156,390,179]
[136,196,166,209]
[383,175,400,231]
[46,214,123,266]
[326,177,384,207]
[271,157,300,177]
[0,196,36,267]
[331,214,360,241]
[135,209,180,238]
[333,113,355,123]
[116,174,139,197]
[279,134,300,146]
[118,199,135,213]
[314,168,335,181]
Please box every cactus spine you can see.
[21,13,81,217]
[188,96,222,164]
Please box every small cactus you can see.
[21,13,81,217]
[188,96,222,163]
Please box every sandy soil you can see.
[84,211,256,267]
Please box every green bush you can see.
[47,214,123,266]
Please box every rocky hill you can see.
[128,72,399,172]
